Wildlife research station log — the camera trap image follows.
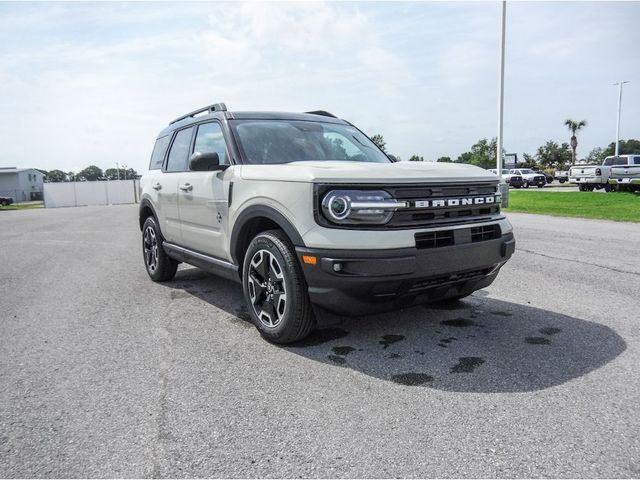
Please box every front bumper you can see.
[296,232,515,315]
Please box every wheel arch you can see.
[230,205,305,271]
[139,198,159,231]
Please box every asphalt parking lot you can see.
[1,205,639,478]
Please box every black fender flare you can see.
[139,198,160,231]
[230,205,305,265]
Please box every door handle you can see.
[152,183,162,191]
[179,183,193,192]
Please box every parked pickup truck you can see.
[555,171,569,183]
[568,156,634,191]
[488,169,524,188]
[0,196,14,206]
[607,155,640,192]
[509,169,546,188]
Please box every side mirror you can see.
[189,152,226,171]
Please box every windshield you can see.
[519,169,535,174]
[230,120,390,164]
[603,156,629,166]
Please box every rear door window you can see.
[165,127,194,172]
[149,136,170,170]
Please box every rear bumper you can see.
[296,232,515,315]
[609,178,640,185]
[570,177,605,184]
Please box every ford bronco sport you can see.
[139,103,515,343]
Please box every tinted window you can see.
[603,156,629,166]
[193,122,229,165]
[634,157,640,165]
[230,120,390,165]
[166,127,194,172]
[149,136,170,170]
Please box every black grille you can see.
[471,224,501,242]
[384,182,500,228]
[415,230,455,249]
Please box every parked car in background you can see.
[0,196,14,206]
[607,155,640,192]
[567,156,636,191]
[535,171,554,184]
[488,169,524,188]
[555,170,569,183]
[509,169,546,188]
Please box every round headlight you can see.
[326,194,351,220]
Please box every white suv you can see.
[139,103,515,343]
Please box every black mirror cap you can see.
[189,152,223,171]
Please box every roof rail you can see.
[169,103,227,125]
[305,110,337,118]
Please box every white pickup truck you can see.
[568,157,629,192]
[607,155,640,192]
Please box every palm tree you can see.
[564,119,587,165]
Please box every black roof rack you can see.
[305,110,337,118]
[169,103,227,125]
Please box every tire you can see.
[578,184,586,192]
[514,185,521,189]
[142,216,178,282]
[242,229,315,344]
[559,179,566,184]
[605,184,617,192]
[537,183,545,188]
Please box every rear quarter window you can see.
[149,136,170,170]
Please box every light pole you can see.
[123,165,127,181]
[613,80,629,156]
[116,162,120,181]
[496,0,508,205]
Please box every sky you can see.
[0,1,639,174]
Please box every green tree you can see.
[603,139,640,157]
[586,147,607,164]
[105,167,139,180]
[44,169,67,182]
[564,119,587,165]
[436,156,452,163]
[521,153,537,168]
[76,165,104,181]
[370,134,386,152]
[535,141,572,169]
[408,155,425,162]
[456,138,500,169]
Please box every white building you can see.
[0,167,45,202]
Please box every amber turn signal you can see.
[302,255,317,265]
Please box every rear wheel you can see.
[242,230,315,344]
[142,216,178,282]
[605,184,617,192]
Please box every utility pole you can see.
[613,80,629,156]
[116,162,120,180]
[123,165,128,181]
[496,0,506,174]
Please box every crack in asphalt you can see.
[518,247,640,277]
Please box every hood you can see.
[240,161,498,184]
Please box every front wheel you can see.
[243,230,315,344]
[523,181,529,189]
[142,216,178,282]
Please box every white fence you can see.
[44,180,139,208]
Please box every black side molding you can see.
[163,242,240,283]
